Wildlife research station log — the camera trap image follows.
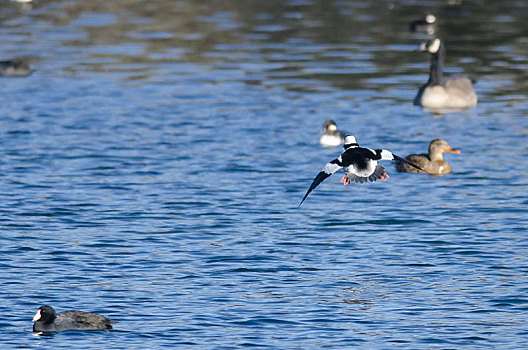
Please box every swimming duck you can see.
[320,120,346,147]
[0,59,32,77]
[414,39,477,110]
[33,305,115,332]
[300,136,425,206]
[409,14,437,35]
[395,138,460,175]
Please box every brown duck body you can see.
[397,153,452,174]
[395,139,460,175]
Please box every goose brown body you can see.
[395,139,460,175]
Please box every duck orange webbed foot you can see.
[380,172,390,181]
[340,175,350,185]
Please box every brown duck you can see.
[395,139,460,175]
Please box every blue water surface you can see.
[1,0,527,349]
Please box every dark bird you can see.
[320,119,346,147]
[409,14,437,35]
[299,136,426,206]
[0,58,32,77]
[395,138,460,175]
[414,38,477,110]
[32,305,116,332]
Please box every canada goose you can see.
[320,120,346,147]
[395,138,460,175]
[414,39,477,110]
[409,14,437,35]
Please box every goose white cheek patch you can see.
[426,14,436,24]
[429,38,441,53]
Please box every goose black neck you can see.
[428,43,445,86]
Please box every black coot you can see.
[0,59,32,77]
[32,305,115,332]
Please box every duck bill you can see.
[446,147,461,154]
[32,310,41,322]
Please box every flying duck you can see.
[299,136,426,206]
[414,38,477,110]
[409,14,437,35]
[33,305,116,332]
[395,138,460,175]
[320,120,346,147]
[0,58,32,77]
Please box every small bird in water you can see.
[395,138,460,175]
[320,120,346,147]
[300,135,426,206]
[0,58,33,77]
[32,305,116,332]
[409,14,437,35]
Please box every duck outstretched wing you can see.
[392,154,428,173]
[299,160,342,206]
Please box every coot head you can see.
[32,305,56,324]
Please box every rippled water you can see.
[1,0,528,348]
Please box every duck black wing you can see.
[299,159,342,206]
[363,148,430,174]
[392,154,428,173]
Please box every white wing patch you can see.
[366,148,394,160]
[429,38,441,53]
[380,149,394,160]
[322,162,342,175]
